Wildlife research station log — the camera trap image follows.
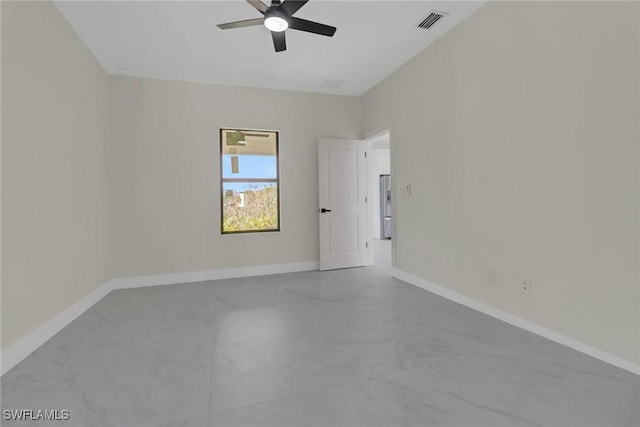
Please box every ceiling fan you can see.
[217,0,336,53]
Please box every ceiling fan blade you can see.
[217,18,264,30]
[246,0,268,14]
[271,31,287,52]
[288,17,336,37]
[279,0,308,16]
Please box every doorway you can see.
[366,131,391,269]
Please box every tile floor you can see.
[1,268,638,427]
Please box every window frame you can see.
[219,128,281,235]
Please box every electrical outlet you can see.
[522,279,532,295]
[488,270,496,286]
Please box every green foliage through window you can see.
[220,129,280,233]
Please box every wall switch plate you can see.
[522,279,532,295]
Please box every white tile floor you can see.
[1,268,638,426]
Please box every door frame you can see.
[365,130,392,267]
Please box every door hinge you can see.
[366,242,369,248]
[364,152,367,158]
[365,197,367,203]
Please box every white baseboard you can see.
[1,261,319,376]
[392,268,640,376]
[1,281,114,376]
[108,261,319,290]
[109,261,319,290]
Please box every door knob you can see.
[320,208,332,213]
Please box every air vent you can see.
[418,11,446,29]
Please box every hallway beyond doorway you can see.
[373,238,391,270]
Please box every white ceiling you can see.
[54,1,485,96]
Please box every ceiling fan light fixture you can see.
[264,9,288,32]
[217,0,337,52]
[264,16,288,32]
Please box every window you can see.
[220,129,280,234]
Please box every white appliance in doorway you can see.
[380,174,392,239]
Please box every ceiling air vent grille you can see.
[418,11,446,29]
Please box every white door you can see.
[318,139,368,270]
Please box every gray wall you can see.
[363,1,640,365]
[108,76,360,278]
[1,1,111,348]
